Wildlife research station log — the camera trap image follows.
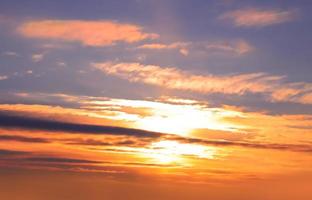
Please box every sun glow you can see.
[142,140,217,164]
[86,97,246,136]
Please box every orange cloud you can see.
[138,42,188,50]
[18,20,159,46]
[138,42,189,56]
[92,62,312,104]
[220,8,297,27]
[297,92,312,104]
[92,62,279,94]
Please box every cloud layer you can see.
[92,62,312,104]
[18,20,159,46]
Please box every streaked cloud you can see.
[138,42,189,50]
[0,112,163,138]
[220,8,297,27]
[1,107,311,154]
[92,62,312,103]
[2,51,19,57]
[205,40,253,55]
[0,135,49,143]
[92,62,272,95]
[138,42,189,55]
[18,20,159,46]
[137,40,253,56]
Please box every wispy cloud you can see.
[2,51,19,57]
[138,42,190,55]
[0,135,49,143]
[204,40,253,55]
[220,8,297,27]
[18,20,159,46]
[137,40,253,56]
[31,53,44,62]
[92,62,312,103]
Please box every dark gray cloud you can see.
[0,149,29,156]
[25,157,101,164]
[169,136,312,153]
[0,112,163,138]
[65,138,151,147]
[0,135,50,143]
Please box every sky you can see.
[0,0,312,199]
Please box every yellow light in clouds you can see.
[134,102,243,135]
[144,140,216,164]
[83,97,246,136]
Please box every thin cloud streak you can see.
[0,135,50,143]
[0,112,163,138]
[220,8,297,27]
[137,40,253,56]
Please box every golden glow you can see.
[87,98,245,135]
[142,140,216,164]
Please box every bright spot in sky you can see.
[143,140,217,164]
[87,98,246,136]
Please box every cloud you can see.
[26,157,101,164]
[297,92,312,104]
[0,75,8,81]
[92,62,272,95]
[2,51,19,57]
[64,137,145,147]
[138,42,189,55]
[220,8,297,27]
[92,62,312,104]
[31,53,44,62]
[138,42,189,50]
[205,40,253,55]
[18,20,159,46]
[137,40,252,56]
[0,112,163,138]
[57,62,67,67]
[172,137,312,153]
[0,104,312,154]
[0,135,49,143]
[0,149,29,156]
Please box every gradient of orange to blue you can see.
[0,0,312,199]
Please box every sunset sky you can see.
[0,0,312,199]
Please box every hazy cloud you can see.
[220,8,297,27]
[0,75,8,81]
[2,51,19,57]
[31,53,44,62]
